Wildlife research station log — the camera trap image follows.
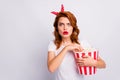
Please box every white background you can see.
[0,0,120,80]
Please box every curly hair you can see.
[53,11,80,49]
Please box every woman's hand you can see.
[76,55,97,67]
[64,43,84,52]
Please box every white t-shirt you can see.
[48,40,91,80]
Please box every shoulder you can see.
[78,39,91,49]
[48,40,56,51]
[48,40,54,45]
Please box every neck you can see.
[62,38,72,45]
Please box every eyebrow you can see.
[58,22,70,24]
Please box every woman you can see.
[47,6,106,80]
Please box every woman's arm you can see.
[47,47,67,73]
[94,56,106,68]
[76,55,106,68]
[47,43,83,73]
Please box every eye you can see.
[58,22,64,26]
[67,23,71,26]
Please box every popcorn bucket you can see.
[74,48,98,75]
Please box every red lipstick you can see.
[63,31,68,35]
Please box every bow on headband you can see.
[51,4,64,15]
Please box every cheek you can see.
[68,28,73,34]
[58,29,63,35]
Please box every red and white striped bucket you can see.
[74,48,98,75]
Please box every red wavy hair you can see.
[53,11,80,49]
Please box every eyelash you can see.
[59,23,64,26]
[58,23,71,26]
[67,23,71,26]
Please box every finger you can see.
[77,62,84,66]
[78,46,84,51]
[82,55,89,58]
[74,48,80,52]
[76,58,84,63]
[75,58,83,60]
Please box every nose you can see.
[64,24,68,30]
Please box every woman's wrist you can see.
[62,46,69,54]
[93,60,97,67]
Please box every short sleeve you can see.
[48,40,56,52]
[80,40,91,49]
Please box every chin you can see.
[62,35,70,38]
